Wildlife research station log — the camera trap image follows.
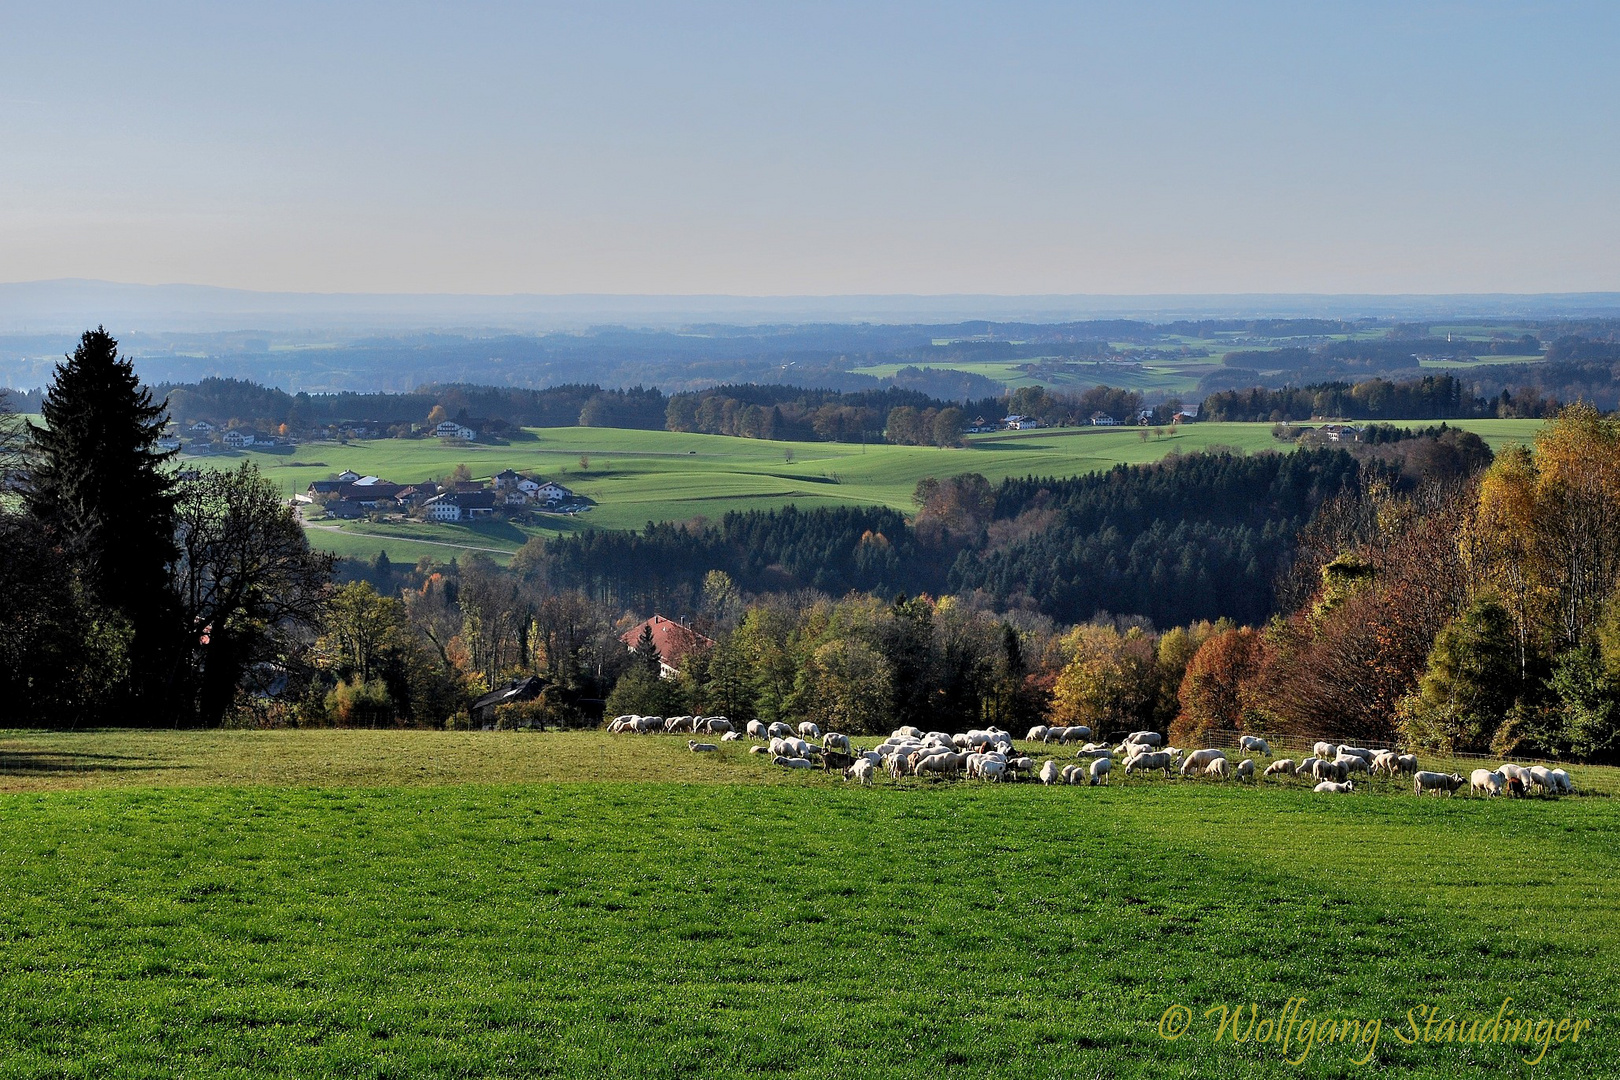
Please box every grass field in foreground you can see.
[218,419,1545,564]
[0,731,1612,1078]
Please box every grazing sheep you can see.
[1239,735,1271,756]
[894,725,925,740]
[1313,741,1339,760]
[636,716,664,733]
[1396,754,1419,776]
[773,755,814,769]
[1090,757,1112,785]
[767,721,793,740]
[1039,760,1062,785]
[1125,730,1163,748]
[1263,759,1295,777]
[1312,758,1347,783]
[746,719,768,739]
[1337,746,1374,762]
[1371,751,1398,775]
[721,731,741,741]
[1527,765,1554,793]
[823,732,852,753]
[1061,763,1086,784]
[705,718,734,735]
[1498,763,1531,788]
[687,740,718,753]
[1414,771,1465,795]
[1205,758,1232,780]
[1334,754,1369,775]
[977,759,1008,782]
[797,722,822,740]
[1471,769,1506,797]
[1026,725,1050,742]
[845,758,875,786]
[665,716,695,734]
[749,745,770,755]
[1124,751,1174,777]
[1294,757,1321,776]
[1180,748,1225,775]
[1314,780,1354,794]
[1550,768,1574,795]
[1235,758,1255,782]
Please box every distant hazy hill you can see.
[5,279,1620,334]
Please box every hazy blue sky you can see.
[2,2,1616,295]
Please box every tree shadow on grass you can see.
[0,749,183,778]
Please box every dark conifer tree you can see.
[26,328,179,714]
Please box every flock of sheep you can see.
[606,715,1577,798]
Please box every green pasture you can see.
[209,420,1545,563]
[0,729,1612,1078]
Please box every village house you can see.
[425,490,497,522]
[188,420,215,434]
[1089,412,1122,426]
[618,615,715,679]
[435,420,477,440]
[1002,414,1042,430]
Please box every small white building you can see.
[435,420,477,440]
[189,420,215,434]
[1089,412,1121,426]
[224,429,257,448]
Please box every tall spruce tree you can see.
[25,328,179,714]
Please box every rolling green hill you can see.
[214,420,1544,564]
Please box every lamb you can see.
[1471,769,1506,797]
[746,719,768,739]
[1238,735,1271,756]
[1313,741,1339,760]
[845,758,875,786]
[1414,771,1465,795]
[721,731,741,741]
[1061,763,1087,784]
[1550,768,1573,795]
[1263,759,1295,777]
[1180,748,1225,775]
[773,755,814,769]
[1205,758,1232,780]
[823,732,852,754]
[1089,756,1112,785]
[1235,758,1255,782]
[1039,760,1062,785]
[687,740,718,753]
[1314,780,1354,794]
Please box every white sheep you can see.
[1039,759,1062,785]
[665,716,695,734]
[1061,763,1086,784]
[1334,754,1369,775]
[1471,769,1506,797]
[1235,758,1255,782]
[894,725,925,740]
[721,731,741,741]
[845,758,875,786]
[797,721,821,740]
[1125,730,1162,747]
[703,717,733,735]
[1205,758,1232,780]
[1313,741,1339,760]
[1550,768,1573,795]
[1238,735,1271,756]
[746,719,768,739]
[1263,759,1295,777]
[1026,725,1050,743]
[1180,748,1225,775]
[1527,765,1554,793]
[823,732,852,753]
[1371,751,1397,775]
[977,759,1008,782]
[1396,754,1419,776]
[687,740,718,753]
[1124,751,1174,777]
[1497,763,1531,787]
[1414,771,1464,795]
[1294,757,1321,776]
[1314,780,1354,794]
[1337,746,1374,762]
[748,745,770,755]
[767,721,793,740]
[1312,758,1347,783]
[774,755,814,769]
[1089,757,1112,785]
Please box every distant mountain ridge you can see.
[6,279,1620,334]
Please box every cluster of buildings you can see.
[304,467,576,522]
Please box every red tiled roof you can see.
[619,615,714,667]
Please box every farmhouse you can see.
[619,615,715,679]
[1002,414,1042,430]
[224,429,271,448]
[1089,412,1122,426]
[425,490,498,522]
[188,420,215,434]
[435,420,477,440]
